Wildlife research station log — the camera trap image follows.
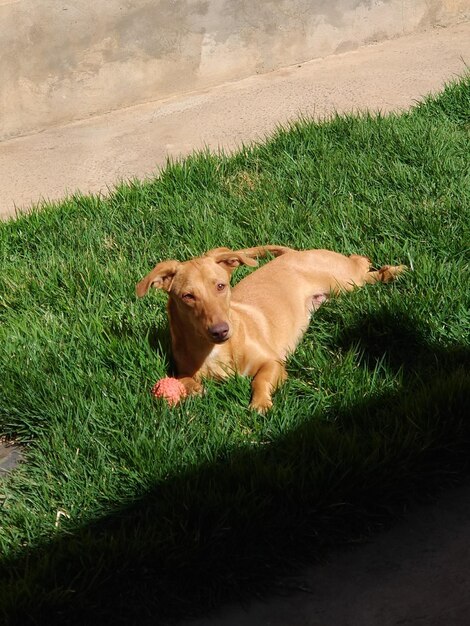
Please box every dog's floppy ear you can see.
[236,245,292,259]
[136,260,180,297]
[206,245,292,272]
[206,247,258,272]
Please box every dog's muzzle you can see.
[208,322,230,343]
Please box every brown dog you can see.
[136,246,406,412]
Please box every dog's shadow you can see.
[147,321,174,371]
[330,308,469,375]
[107,315,175,372]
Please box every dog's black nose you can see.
[208,322,230,342]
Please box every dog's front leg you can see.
[177,376,204,398]
[249,360,287,413]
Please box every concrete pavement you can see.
[1,21,470,219]
[185,484,470,626]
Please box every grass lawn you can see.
[0,76,469,624]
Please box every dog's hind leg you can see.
[364,264,408,284]
[327,257,407,296]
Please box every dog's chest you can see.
[200,344,233,379]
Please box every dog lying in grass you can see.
[136,246,406,412]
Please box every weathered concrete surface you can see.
[183,483,470,626]
[1,0,469,140]
[1,21,469,219]
[0,440,23,477]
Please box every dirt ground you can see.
[1,21,470,218]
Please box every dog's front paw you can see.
[179,377,204,397]
[249,397,273,414]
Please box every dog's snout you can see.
[208,322,230,343]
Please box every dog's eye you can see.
[216,283,226,292]
[182,293,195,302]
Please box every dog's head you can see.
[136,248,258,344]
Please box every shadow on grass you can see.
[108,317,174,370]
[1,312,469,625]
[332,308,469,374]
[148,321,176,374]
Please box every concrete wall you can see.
[1,0,469,141]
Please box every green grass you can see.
[1,75,469,624]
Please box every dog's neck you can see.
[167,298,232,378]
